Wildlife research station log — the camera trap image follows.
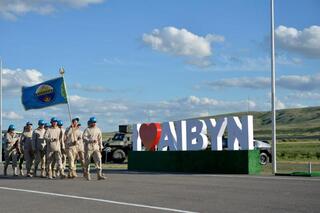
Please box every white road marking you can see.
[0,186,198,213]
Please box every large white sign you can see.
[132,115,254,151]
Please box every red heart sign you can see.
[139,123,162,151]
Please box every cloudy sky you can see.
[0,0,319,131]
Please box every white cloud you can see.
[277,73,320,91]
[186,58,212,68]
[286,92,320,100]
[2,68,43,94]
[71,83,112,93]
[69,95,128,114]
[213,56,269,72]
[264,93,286,110]
[205,34,225,43]
[60,0,104,8]
[143,26,224,68]
[3,111,24,120]
[0,0,104,20]
[276,98,286,110]
[276,55,302,65]
[275,25,320,58]
[209,54,301,72]
[147,96,258,121]
[202,73,320,91]
[205,77,269,89]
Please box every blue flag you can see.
[22,77,68,110]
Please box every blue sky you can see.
[0,0,319,131]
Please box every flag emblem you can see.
[36,84,55,103]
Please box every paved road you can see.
[0,168,319,213]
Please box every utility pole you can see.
[270,0,277,174]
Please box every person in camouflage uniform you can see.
[33,120,47,177]
[20,122,34,177]
[44,117,66,179]
[3,125,20,176]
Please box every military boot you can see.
[97,170,106,180]
[60,169,67,179]
[19,169,24,176]
[85,172,91,181]
[3,165,8,176]
[52,169,56,178]
[48,169,53,179]
[13,167,18,176]
[27,169,33,177]
[72,170,78,178]
[40,169,46,178]
[33,167,38,177]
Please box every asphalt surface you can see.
[0,167,320,213]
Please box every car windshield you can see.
[112,133,125,141]
[254,140,271,148]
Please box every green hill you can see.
[198,106,320,142]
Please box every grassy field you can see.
[277,141,320,161]
[261,161,320,174]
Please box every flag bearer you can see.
[65,117,82,178]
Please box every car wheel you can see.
[112,149,126,163]
[259,152,268,165]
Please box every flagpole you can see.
[0,57,3,163]
[270,0,277,174]
[59,67,77,142]
[59,67,73,123]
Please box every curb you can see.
[275,172,320,177]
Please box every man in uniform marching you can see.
[65,117,83,178]
[83,117,106,181]
[3,125,20,176]
[75,123,86,177]
[44,117,66,179]
[33,119,47,178]
[57,120,66,177]
[20,122,34,177]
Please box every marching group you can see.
[3,116,106,181]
